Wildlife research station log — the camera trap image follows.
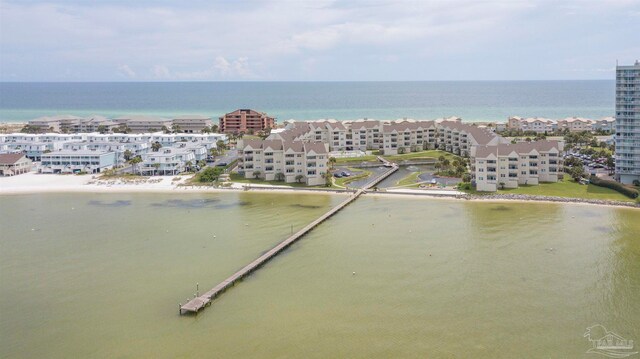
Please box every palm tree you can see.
[329,157,337,169]
[216,140,227,155]
[295,174,304,183]
[185,160,193,172]
[322,172,333,187]
[198,160,206,169]
[252,170,261,179]
[152,162,160,176]
[151,141,162,152]
[129,156,142,175]
[275,172,285,181]
[171,124,181,133]
[441,158,450,168]
[123,149,133,162]
[211,124,219,133]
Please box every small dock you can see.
[180,163,398,315]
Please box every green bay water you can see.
[1,193,639,358]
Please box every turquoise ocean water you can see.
[0,81,614,123]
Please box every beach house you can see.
[0,153,32,176]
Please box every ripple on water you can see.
[490,205,512,211]
[87,200,132,207]
[150,198,220,209]
[290,204,323,209]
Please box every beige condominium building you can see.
[471,141,563,192]
[219,109,275,134]
[171,115,212,133]
[113,115,173,133]
[239,139,328,186]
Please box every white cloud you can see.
[214,56,251,78]
[152,65,171,79]
[117,64,136,78]
[1,0,638,80]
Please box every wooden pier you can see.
[179,164,398,315]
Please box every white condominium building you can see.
[39,150,116,174]
[615,61,640,184]
[471,141,563,192]
[239,139,329,186]
[140,147,196,175]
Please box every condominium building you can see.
[239,139,328,186]
[471,141,563,192]
[140,147,196,175]
[39,150,116,174]
[268,119,502,156]
[27,115,117,133]
[219,109,276,134]
[507,117,556,133]
[28,116,68,132]
[615,61,640,184]
[381,121,437,154]
[113,115,173,133]
[171,115,212,133]
[505,116,615,134]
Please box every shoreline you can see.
[1,173,638,209]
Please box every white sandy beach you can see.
[0,172,345,196]
[1,173,637,210]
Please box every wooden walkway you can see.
[179,163,398,315]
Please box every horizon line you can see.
[0,79,615,84]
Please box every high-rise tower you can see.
[615,61,640,184]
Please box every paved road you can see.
[210,149,238,167]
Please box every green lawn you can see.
[334,155,379,164]
[396,171,422,186]
[383,150,460,163]
[228,173,317,187]
[494,177,635,202]
[334,167,372,188]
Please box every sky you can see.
[0,0,639,82]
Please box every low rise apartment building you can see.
[239,139,328,186]
[28,115,117,133]
[171,115,212,133]
[39,150,116,174]
[506,116,615,134]
[219,109,275,134]
[113,115,173,133]
[471,141,563,192]
[140,147,196,175]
